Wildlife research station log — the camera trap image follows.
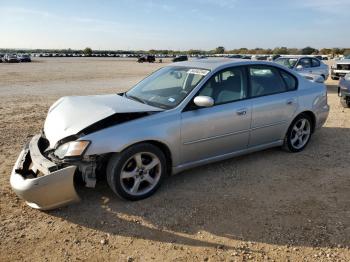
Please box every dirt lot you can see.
[0,58,349,261]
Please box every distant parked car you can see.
[227,55,242,59]
[338,73,350,108]
[241,55,251,60]
[0,53,4,62]
[275,56,329,80]
[331,57,350,80]
[137,55,155,63]
[172,55,188,62]
[18,54,32,62]
[271,55,281,61]
[4,54,19,63]
[253,55,269,61]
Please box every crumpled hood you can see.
[44,94,162,148]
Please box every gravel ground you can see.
[0,58,349,261]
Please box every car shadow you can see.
[49,126,350,249]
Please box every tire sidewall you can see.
[107,143,166,201]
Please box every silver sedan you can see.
[275,56,329,80]
[10,59,330,210]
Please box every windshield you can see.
[275,58,298,69]
[344,55,350,59]
[126,66,209,109]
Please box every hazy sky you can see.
[0,0,349,50]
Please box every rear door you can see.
[248,65,298,146]
[180,66,251,164]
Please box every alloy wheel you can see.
[120,152,161,196]
[290,118,311,150]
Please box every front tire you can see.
[283,114,312,152]
[107,143,166,200]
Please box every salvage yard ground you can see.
[0,58,349,261]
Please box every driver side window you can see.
[198,67,247,105]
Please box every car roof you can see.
[167,58,282,71]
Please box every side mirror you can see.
[296,65,303,70]
[193,96,214,107]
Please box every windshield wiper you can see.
[125,93,149,105]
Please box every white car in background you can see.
[275,56,329,80]
[331,55,350,80]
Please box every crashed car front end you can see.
[10,134,81,210]
[10,94,163,210]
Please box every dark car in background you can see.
[227,55,242,59]
[172,55,188,62]
[0,53,4,62]
[241,55,251,60]
[4,54,19,63]
[271,55,281,61]
[338,73,350,108]
[18,54,32,62]
[137,55,155,63]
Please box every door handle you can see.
[236,108,247,115]
[286,99,294,105]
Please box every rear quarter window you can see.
[279,70,297,91]
[311,59,321,67]
[249,66,287,97]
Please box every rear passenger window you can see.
[280,70,297,91]
[298,58,311,68]
[311,59,320,67]
[249,66,286,97]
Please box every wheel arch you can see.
[293,111,316,133]
[121,140,173,175]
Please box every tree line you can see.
[207,46,350,56]
[1,46,349,56]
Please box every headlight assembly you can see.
[54,141,90,159]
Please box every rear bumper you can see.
[10,135,80,210]
[315,104,330,129]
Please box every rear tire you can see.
[107,143,166,201]
[283,114,312,152]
